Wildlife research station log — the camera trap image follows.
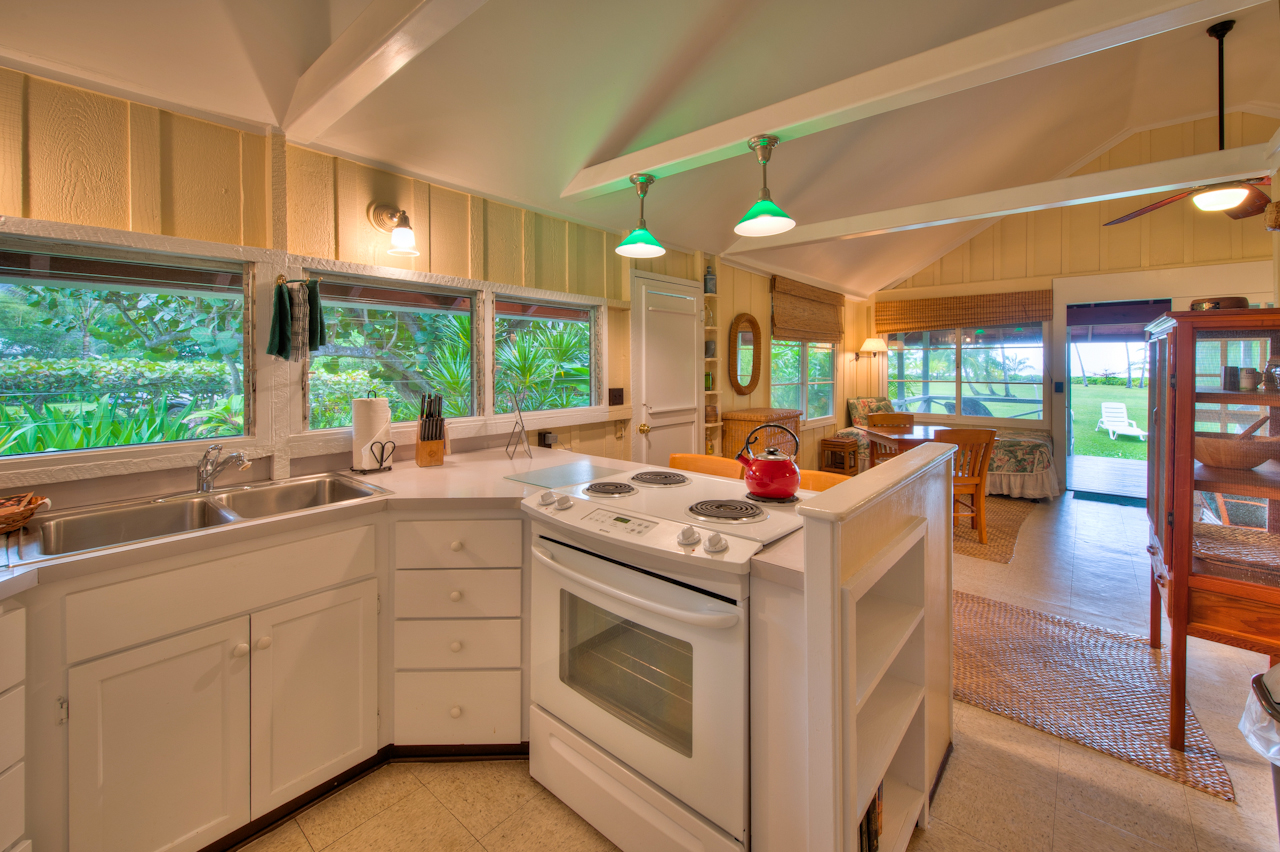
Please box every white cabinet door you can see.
[69,617,251,852]
[250,579,378,817]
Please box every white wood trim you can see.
[562,0,1266,201]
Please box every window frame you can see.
[492,295,598,417]
[885,322,1049,428]
[770,339,838,428]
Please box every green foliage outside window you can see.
[771,340,834,420]
[493,318,591,414]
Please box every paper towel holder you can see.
[351,440,395,475]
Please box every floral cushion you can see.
[848,396,895,428]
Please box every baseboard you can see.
[929,741,954,804]
[388,742,530,760]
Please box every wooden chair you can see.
[933,429,997,544]
[866,411,914,466]
[668,453,744,479]
[798,469,851,492]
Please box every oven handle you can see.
[532,545,740,629]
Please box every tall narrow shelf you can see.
[704,288,721,455]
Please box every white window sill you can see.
[801,416,836,431]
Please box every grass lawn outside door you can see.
[1070,384,1149,460]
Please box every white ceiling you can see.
[0,0,1277,297]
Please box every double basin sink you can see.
[9,473,389,564]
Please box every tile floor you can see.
[239,493,1277,852]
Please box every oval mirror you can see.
[728,313,761,395]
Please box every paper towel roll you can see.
[352,397,392,470]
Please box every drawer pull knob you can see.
[450,591,463,602]
[232,643,249,658]
[450,641,463,652]
[450,706,462,719]
[256,636,273,651]
[451,540,465,552]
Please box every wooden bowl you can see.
[1194,435,1280,470]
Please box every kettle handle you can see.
[739,423,800,460]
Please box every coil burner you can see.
[686,499,766,524]
[630,471,690,487]
[585,482,637,497]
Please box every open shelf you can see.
[1194,460,1280,499]
[705,357,720,362]
[705,421,721,428]
[1195,387,1280,406]
[854,598,924,711]
[855,676,924,816]
[879,776,926,852]
[704,326,719,332]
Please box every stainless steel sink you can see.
[9,473,388,563]
[208,475,383,519]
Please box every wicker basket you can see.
[1192,522,1280,587]
[721,408,801,459]
[0,493,47,535]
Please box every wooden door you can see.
[250,579,378,816]
[69,618,251,852]
[631,272,704,464]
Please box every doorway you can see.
[630,272,704,464]
[1065,299,1168,501]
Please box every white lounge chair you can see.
[1096,402,1147,441]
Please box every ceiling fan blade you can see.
[1224,183,1272,219]
[1104,190,1198,226]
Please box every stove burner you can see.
[687,499,766,524]
[746,492,801,504]
[631,471,690,487]
[585,481,637,497]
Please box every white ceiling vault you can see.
[0,0,1277,297]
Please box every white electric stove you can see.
[522,468,806,852]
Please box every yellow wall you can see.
[898,112,1280,290]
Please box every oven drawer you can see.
[396,569,521,618]
[395,619,521,670]
[394,670,521,744]
[395,520,523,569]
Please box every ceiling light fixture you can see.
[369,203,419,257]
[615,174,666,258]
[1194,20,1246,213]
[735,135,795,237]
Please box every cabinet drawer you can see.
[395,670,521,744]
[396,520,523,569]
[396,569,521,618]
[0,609,23,695]
[395,619,520,670]
[0,760,22,852]
[0,686,23,773]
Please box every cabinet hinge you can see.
[57,696,68,725]
[1170,374,1176,389]
[1167,511,1174,527]
[377,594,381,614]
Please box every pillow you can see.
[848,396,894,427]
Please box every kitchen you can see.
[0,3,1278,852]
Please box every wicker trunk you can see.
[721,408,801,459]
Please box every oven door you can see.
[530,535,747,840]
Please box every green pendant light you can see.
[615,173,666,258]
[735,135,795,237]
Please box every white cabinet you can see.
[68,617,252,852]
[250,580,378,816]
[0,606,23,852]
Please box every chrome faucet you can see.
[196,444,252,493]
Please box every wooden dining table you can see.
[854,423,954,466]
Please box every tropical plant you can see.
[183,395,245,438]
[0,397,201,456]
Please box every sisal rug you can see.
[953,591,1235,800]
[952,495,1039,563]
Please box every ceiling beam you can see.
[284,0,487,143]
[721,143,1270,254]
[561,0,1265,202]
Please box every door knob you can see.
[450,641,463,652]
[450,541,464,552]
[232,643,250,658]
[449,590,463,602]
[256,636,272,650]
[450,706,462,719]
[638,423,651,434]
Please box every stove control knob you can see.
[704,533,729,554]
[677,526,701,547]
[538,491,557,506]
[555,495,574,510]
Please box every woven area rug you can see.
[952,495,1039,563]
[954,591,1235,800]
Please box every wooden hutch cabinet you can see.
[1147,308,1280,750]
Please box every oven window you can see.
[560,590,693,757]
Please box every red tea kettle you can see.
[736,424,801,500]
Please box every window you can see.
[887,324,1044,421]
[310,281,472,428]
[771,340,835,421]
[0,248,246,456]
[494,300,593,414]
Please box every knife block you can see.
[415,437,445,467]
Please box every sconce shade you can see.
[370,204,419,257]
[860,338,889,354]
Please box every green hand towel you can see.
[307,280,326,351]
[266,283,291,360]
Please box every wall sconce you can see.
[369,203,419,257]
[854,338,888,362]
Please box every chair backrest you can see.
[798,469,851,492]
[868,412,914,428]
[1099,402,1130,423]
[933,429,997,480]
[668,453,745,479]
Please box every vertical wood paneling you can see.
[285,144,335,258]
[240,132,268,249]
[411,180,431,273]
[482,200,523,287]
[27,78,129,230]
[127,104,161,234]
[1030,208,1062,276]
[468,195,485,279]
[428,185,469,278]
[158,113,241,244]
[968,228,994,282]
[269,131,287,251]
[605,234,625,301]
[608,307,629,398]
[571,224,606,298]
[334,159,414,269]
[533,214,567,292]
[939,247,965,284]
[0,70,22,218]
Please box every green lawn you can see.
[1070,383,1149,460]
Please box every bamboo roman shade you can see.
[874,289,1051,335]
[770,276,844,343]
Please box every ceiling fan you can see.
[1104,19,1270,227]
